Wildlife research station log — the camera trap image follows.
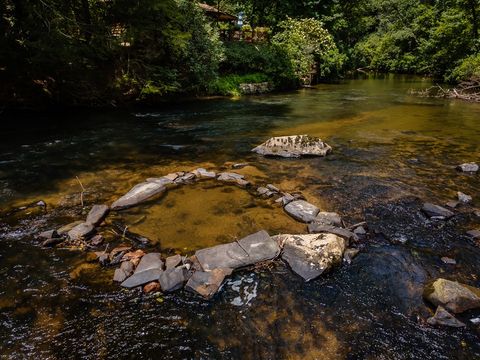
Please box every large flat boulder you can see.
[284,200,320,223]
[185,268,232,299]
[252,135,332,158]
[424,278,480,313]
[280,233,346,281]
[86,204,110,226]
[195,230,279,271]
[111,182,166,210]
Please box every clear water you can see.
[1,74,479,359]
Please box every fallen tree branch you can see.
[75,176,86,207]
[410,77,480,102]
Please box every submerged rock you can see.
[192,168,216,179]
[284,200,320,223]
[427,306,466,328]
[445,200,459,209]
[421,203,454,219]
[68,222,95,241]
[159,268,186,292]
[89,234,104,246]
[280,233,346,281]
[252,135,332,158]
[343,248,360,264]
[441,257,456,265]
[424,278,480,313]
[111,182,166,210]
[217,172,250,187]
[86,204,110,226]
[456,162,479,172]
[466,229,480,239]
[195,230,280,271]
[457,192,472,204]
[38,229,58,240]
[185,268,232,299]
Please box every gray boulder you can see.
[192,168,216,179]
[195,230,280,271]
[166,254,182,269]
[134,253,164,273]
[284,200,320,223]
[457,192,472,204]
[422,203,454,219]
[217,172,250,188]
[120,268,162,288]
[457,162,479,172]
[68,222,95,241]
[86,204,109,226]
[185,268,232,299]
[467,229,480,239]
[159,268,186,292]
[427,306,466,328]
[280,233,346,281]
[252,135,332,158]
[424,278,480,313]
[111,182,166,210]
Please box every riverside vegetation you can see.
[1,0,480,107]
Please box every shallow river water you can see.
[1,75,480,359]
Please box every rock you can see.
[257,187,274,197]
[457,192,472,204]
[421,203,454,219]
[121,249,145,266]
[195,230,280,271]
[235,179,250,188]
[95,252,109,265]
[353,226,366,236]
[185,268,232,299]
[57,221,84,236]
[441,257,456,265]
[217,172,250,187]
[471,317,480,325]
[424,278,480,313]
[266,184,280,193]
[120,268,163,288]
[275,193,295,206]
[146,177,174,186]
[111,182,166,210]
[312,212,343,227]
[89,234,104,246]
[113,261,134,283]
[192,168,216,179]
[232,163,248,169]
[474,209,480,217]
[109,246,132,265]
[165,254,182,269]
[175,172,196,184]
[343,248,360,264]
[42,238,64,247]
[134,253,164,273]
[307,224,358,243]
[427,306,466,328]
[284,200,320,223]
[280,233,346,281]
[159,268,186,292]
[85,204,110,226]
[466,230,480,239]
[239,82,272,95]
[143,281,161,293]
[163,173,179,181]
[38,229,58,239]
[445,201,459,209]
[252,135,332,158]
[68,222,95,241]
[456,162,479,172]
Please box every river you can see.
[1,74,479,359]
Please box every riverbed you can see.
[1,74,479,359]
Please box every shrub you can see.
[208,73,270,96]
[448,54,480,82]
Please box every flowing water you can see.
[1,74,480,359]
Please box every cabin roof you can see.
[198,3,238,21]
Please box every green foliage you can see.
[208,73,270,96]
[272,18,340,82]
[449,53,480,81]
